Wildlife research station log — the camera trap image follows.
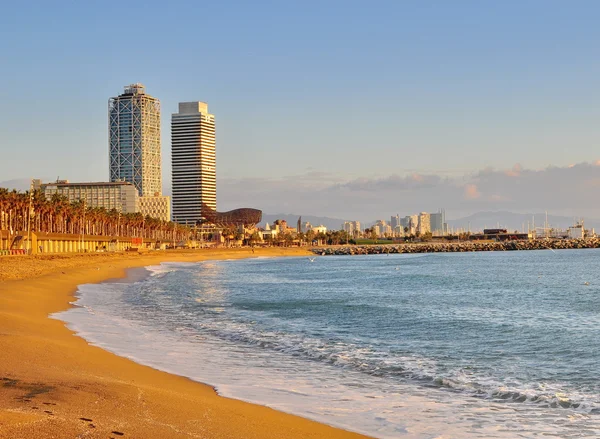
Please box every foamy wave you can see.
[146,262,197,276]
[182,315,600,413]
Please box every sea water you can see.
[54,250,600,438]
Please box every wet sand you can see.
[0,248,372,439]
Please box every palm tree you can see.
[0,186,194,244]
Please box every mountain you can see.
[0,178,34,191]
[261,213,350,231]
[446,211,599,233]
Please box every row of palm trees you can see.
[0,188,190,241]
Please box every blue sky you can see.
[1,1,600,219]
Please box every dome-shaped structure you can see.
[200,203,262,227]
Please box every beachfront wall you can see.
[0,231,156,255]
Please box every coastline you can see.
[313,238,600,256]
[0,249,372,439]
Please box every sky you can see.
[1,1,600,221]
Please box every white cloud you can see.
[463,184,481,199]
[217,161,600,220]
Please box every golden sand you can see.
[0,249,372,439]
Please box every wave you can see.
[185,311,600,413]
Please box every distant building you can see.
[263,219,296,236]
[483,228,508,235]
[342,220,362,237]
[394,225,404,237]
[372,220,394,237]
[430,210,447,235]
[568,225,584,239]
[40,180,138,214]
[418,212,431,234]
[261,223,279,241]
[400,215,418,234]
[302,221,312,233]
[310,225,327,235]
[391,214,400,229]
[171,102,216,225]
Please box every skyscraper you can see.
[109,83,162,197]
[109,84,170,221]
[430,209,447,235]
[171,102,216,224]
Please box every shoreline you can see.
[0,249,372,439]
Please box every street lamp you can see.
[80,199,86,252]
[27,179,34,255]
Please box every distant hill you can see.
[261,213,350,231]
[0,178,34,191]
[446,211,600,233]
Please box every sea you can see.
[54,249,600,439]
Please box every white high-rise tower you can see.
[171,102,216,224]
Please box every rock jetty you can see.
[311,239,600,256]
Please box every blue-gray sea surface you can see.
[55,249,600,438]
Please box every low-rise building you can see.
[310,225,327,235]
[40,180,138,214]
[38,179,171,222]
[260,223,279,241]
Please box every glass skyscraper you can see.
[109,84,162,197]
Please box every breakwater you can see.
[311,238,600,256]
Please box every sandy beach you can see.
[0,248,372,439]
